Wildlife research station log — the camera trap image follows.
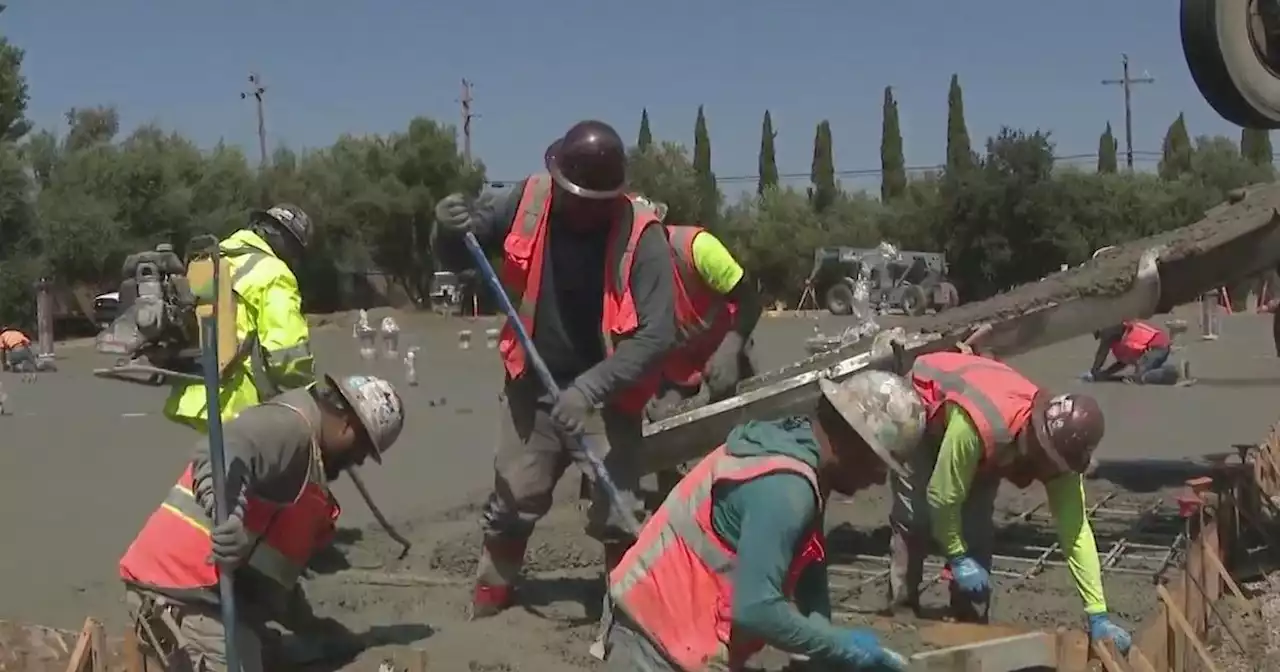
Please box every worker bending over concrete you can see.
[605,370,922,671]
[0,326,35,371]
[119,375,405,672]
[164,205,317,432]
[888,351,1132,653]
[433,120,679,618]
[1084,320,1173,385]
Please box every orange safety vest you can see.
[1110,320,1166,364]
[609,446,826,671]
[118,416,340,597]
[0,329,30,350]
[911,352,1040,481]
[662,225,739,388]
[499,173,664,413]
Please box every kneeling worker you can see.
[119,374,405,672]
[606,370,924,671]
[1085,320,1172,384]
[889,351,1132,653]
[0,326,35,372]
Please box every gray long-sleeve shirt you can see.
[185,387,321,620]
[434,178,677,406]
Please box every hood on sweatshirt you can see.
[725,416,821,471]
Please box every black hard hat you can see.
[544,120,627,200]
[250,204,313,250]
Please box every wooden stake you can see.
[1128,643,1157,672]
[88,619,105,672]
[1158,584,1222,672]
[63,618,98,672]
[1202,542,1250,608]
[123,627,145,672]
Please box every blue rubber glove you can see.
[1088,613,1132,655]
[947,555,991,597]
[840,628,906,670]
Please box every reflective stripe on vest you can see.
[118,405,339,594]
[666,225,731,339]
[911,352,1038,462]
[498,174,662,392]
[221,245,284,402]
[609,446,825,670]
[1112,320,1162,364]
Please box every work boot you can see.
[470,537,527,620]
[948,587,991,624]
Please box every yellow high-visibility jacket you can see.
[164,229,315,432]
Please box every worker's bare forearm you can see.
[575,225,677,404]
[433,182,522,272]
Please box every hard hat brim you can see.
[543,140,626,201]
[326,373,384,463]
[818,377,909,478]
[249,209,308,249]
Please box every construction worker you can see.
[1084,320,1173,384]
[119,374,405,672]
[888,351,1132,654]
[164,205,317,432]
[432,120,678,618]
[0,326,34,372]
[604,370,922,671]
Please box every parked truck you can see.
[805,244,960,317]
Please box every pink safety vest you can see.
[608,446,826,671]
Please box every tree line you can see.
[0,18,1275,330]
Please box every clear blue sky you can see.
[3,0,1246,193]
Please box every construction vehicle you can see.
[806,244,959,317]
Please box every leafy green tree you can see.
[1241,127,1273,167]
[637,108,653,150]
[692,105,717,226]
[628,141,712,226]
[758,110,778,195]
[0,5,31,142]
[880,86,906,202]
[1159,113,1193,180]
[1097,122,1118,174]
[946,74,974,174]
[809,120,837,212]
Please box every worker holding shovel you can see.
[432,119,680,619]
[604,370,920,671]
[887,351,1133,654]
[118,374,406,671]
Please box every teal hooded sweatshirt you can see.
[715,417,869,666]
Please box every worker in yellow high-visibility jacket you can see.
[165,204,317,432]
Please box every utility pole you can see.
[240,72,268,169]
[459,79,477,165]
[1102,53,1154,170]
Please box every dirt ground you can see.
[2,304,1278,670]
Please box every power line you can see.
[486,151,1163,187]
[1102,53,1155,170]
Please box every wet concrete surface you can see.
[1,305,1277,669]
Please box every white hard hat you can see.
[327,374,405,462]
[818,370,926,478]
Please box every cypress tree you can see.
[1097,122,1118,174]
[692,105,717,224]
[1242,127,1274,167]
[945,74,973,173]
[758,110,779,195]
[1158,113,1193,180]
[637,108,652,150]
[810,120,837,212]
[880,86,906,201]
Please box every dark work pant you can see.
[1133,346,1172,384]
[481,377,645,545]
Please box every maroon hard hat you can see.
[1031,392,1106,475]
[544,120,627,200]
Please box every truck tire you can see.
[902,285,928,316]
[932,282,960,312]
[1182,0,1280,128]
[825,282,855,315]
